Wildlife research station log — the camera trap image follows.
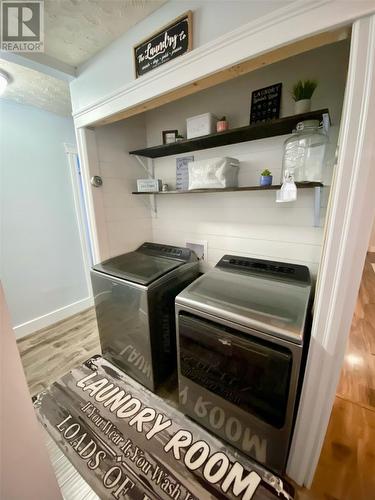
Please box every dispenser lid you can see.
[296,119,320,131]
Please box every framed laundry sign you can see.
[134,11,192,78]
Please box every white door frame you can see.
[287,15,375,485]
[64,143,93,295]
[73,3,375,487]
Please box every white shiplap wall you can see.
[151,138,331,276]
[143,41,349,277]
[94,115,153,258]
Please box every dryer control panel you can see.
[217,255,310,284]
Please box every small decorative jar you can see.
[281,120,328,183]
[216,116,229,132]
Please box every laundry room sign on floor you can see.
[34,356,294,500]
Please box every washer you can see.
[91,242,199,392]
[175,254,312,472]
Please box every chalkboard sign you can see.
[250,83,282,124]
[134,11,192,78]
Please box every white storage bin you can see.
[186,113,217,139]
[188,157,240,190]
[137,179,162,192]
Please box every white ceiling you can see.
[44,0,166,67]
[0,59,72,116]
[0,0,166,115]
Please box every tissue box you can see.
[186,113,217,139]
[188,157,239,190]
[137,179,162,192]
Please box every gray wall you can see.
[0,100,90,337]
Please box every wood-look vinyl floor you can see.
[17,255,375,499]
[336,254,375,409]
[17,307,101,396]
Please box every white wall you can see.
[0,100,90,337]
[92,115,153,259]
[70,0,290,113]
[143,41,349,276]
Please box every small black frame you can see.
[162,130,178,144]
[250,83,282,124]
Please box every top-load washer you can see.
[91,242,199,392]
[175,255,312,472]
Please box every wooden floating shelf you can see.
[129,109,330,158]
[132,182,323,195]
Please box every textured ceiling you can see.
[0,59,72,116]
[0,0,166,115]
[44,0,166,67]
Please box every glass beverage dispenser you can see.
[281,120,328,182]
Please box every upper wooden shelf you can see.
[129,109,330,158]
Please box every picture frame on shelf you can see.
[162,130,178,144]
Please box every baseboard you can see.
[14,296,94,339]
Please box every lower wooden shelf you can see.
[132,182,323,195]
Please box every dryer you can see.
[91,242,199,392]
[175,255,312,472]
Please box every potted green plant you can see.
[260,169,273,186]
[291,79,318,114]
[176,134,185,142]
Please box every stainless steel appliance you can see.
[91,242,199,392]
[175,255,312,472]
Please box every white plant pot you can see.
[295,99,311,114]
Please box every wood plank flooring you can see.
[17,307,100,396]
[17,255,375,499]
[336,253,375,409]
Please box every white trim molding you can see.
[75,128,110,264]
[73,0,375,128]
[13,296,94,339]
[287,15,375,486]
[64,142,93,294]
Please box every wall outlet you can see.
[186,239,208,261]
